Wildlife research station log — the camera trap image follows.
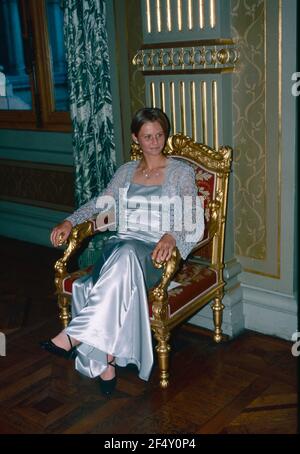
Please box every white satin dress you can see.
[65,183,164,381]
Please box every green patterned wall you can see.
[231,0,266,260]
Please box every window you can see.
[0,0,71,131]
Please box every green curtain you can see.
[63,0,116,266]
[63,0,116,206]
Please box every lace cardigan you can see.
[66,157,204,259]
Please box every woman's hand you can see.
[50,220,73,247]
[152,233,176,263]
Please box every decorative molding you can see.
[188,277,297,342]
[0,201,70,247]
[125,0,146,116]
[232,1,267,262]
[242,284,297,341]
[141,39,235,48]
[232,0,283,279]
[141,0,229,41]
[133,43,239,73]
[0,160,74,211]
[144,75,228,147]
[0,130,73,165]
[223,258,242,283]
[142,68,235,76]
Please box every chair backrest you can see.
[130,133,232,272]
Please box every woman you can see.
[41,107,204,395]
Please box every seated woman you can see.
[41,107,204,395]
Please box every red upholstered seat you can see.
[62,262,217,319]
[166,262,217,317]
[62,266,93,294]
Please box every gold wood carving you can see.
[152,325,171,388]
[149,248,181,388]
[133,43,239,73]
[131,134,232,175]
[211,293,224,342]
[54,220,95,326]
[208,198,221,238]
[150,247,181,322]
[165,134,232,174]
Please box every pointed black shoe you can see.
[40,334,77,360]
[99,361,117,395]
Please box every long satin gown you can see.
[65,183,164,381]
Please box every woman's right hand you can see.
[50,220,73,247]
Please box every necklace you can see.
[139,159,167,179]
[141,167,161,179]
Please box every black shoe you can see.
[99,360,117,395]
[40,334,77,360]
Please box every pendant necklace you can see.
[140,159,167,179]
[141,167,161,179]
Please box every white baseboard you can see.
[242,285,297,341]
[188,282,297,342]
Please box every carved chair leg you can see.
[153,326,171,389]
[211,295,224,343]
[57,295,71,329]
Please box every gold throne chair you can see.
[54,134,232,388]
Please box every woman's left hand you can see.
[152,233,176,263]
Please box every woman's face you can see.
[132,121,166,158]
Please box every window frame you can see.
[0,0,71,132]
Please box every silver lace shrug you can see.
[66,157,204,259]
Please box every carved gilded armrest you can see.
[149,247,181,322]
[191,198,221,256]
[54,220,96,285]
[207,199,221,238]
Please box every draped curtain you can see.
[63,0,116,266]
[63,0,116,207]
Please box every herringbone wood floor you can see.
[0,236,298,434]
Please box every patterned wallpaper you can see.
[231,0,266,260]
[0,161,74,211]
[126,0,146,115]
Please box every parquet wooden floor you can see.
[0,236,298,435]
